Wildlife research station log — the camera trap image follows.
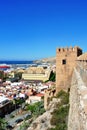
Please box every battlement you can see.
[57,46,82,53]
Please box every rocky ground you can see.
[27,110,52,130]
[27,98,60,130]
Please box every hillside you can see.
[33,57,56,64]
[27,90,69,130]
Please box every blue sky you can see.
[0,0,87,60]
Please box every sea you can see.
[0,60,37,70]
[0,60,33,65]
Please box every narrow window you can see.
[62,59,66,65]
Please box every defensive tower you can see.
[56,46,82,92]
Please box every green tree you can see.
[0,118,7,130]
[26,101,45,117]
[0,71,4,80]
[0,71,9,81]
[14,72,22,80]
[49,71,56,82]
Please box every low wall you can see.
[68,68,87,130]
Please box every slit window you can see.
[62,59,66,65]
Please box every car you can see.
[15,118,23,123]
[6,124,13,129]
[6,123,15,129]
[24,113,31,120]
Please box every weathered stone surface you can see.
[68,69,87,130]
[27,98,59,130]
[27,112,52,130]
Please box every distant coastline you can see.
[0,60,33,65]
[34,56,56,64]
[0,57,56,65]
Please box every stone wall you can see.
[44,88,56,110]
[68,68,87,130]
[76,62,87,86]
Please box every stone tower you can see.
[56,46,82,92]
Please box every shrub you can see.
[0,118,7,130]
[51,106,69,125]
[56,90,69,105]
[48,90,69,130]
[25,101,45,117]
[10,114,15,118]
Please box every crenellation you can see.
[69,46,73,51]
[61,48,64,52]
[65,47,68,52]
[56,46,82,55]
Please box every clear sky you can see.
[0,0,87,60]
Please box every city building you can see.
[22,66,51,82]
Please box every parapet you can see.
[56,46,82,54]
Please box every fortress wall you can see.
[55,46,87,129]
[68,68,87,130]
[76,62,87,86]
